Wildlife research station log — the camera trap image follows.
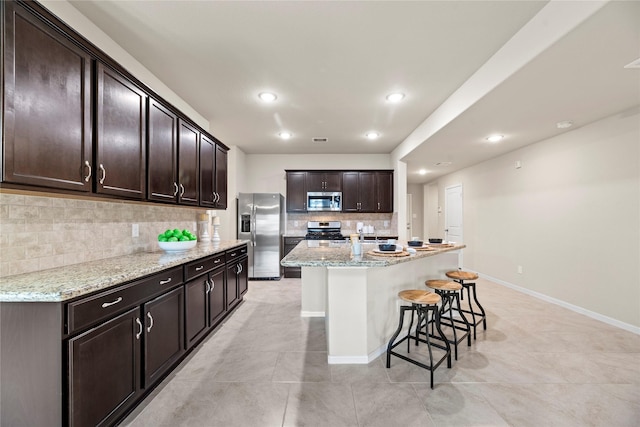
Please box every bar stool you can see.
[386,290,451,389]
[424,279,471,360]
[445,270,486,339]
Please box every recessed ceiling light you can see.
[418,169,428,175]
[279,131,291,140]
[556,120,573,129]
[485,134,504,143]
[386,93,405,103]
[365,131,379,140]
[258,92,277,102]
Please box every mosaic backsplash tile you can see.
[0,191,206,277]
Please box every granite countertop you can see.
[0,240,248,303]
[280,241,465,268]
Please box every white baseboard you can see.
[327,345,387,365]
[300,311,325,318]
[475,271,640,336]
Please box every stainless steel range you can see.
[305,221,345,241]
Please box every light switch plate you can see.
[132,223,139,237]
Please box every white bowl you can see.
[158,240,197,253]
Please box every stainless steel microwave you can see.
[307,192,342,211]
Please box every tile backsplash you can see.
[0,191,206,278]
[286,212,397,237]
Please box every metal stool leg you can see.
[387,306,409,368]
[470,282,487,330]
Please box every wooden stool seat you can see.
[446,270,478,281]
[398,289,440,305]
[425,279,462,291]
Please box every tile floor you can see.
[122,277,640,427]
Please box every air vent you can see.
[435,162,452,166]
[312,137,328,143]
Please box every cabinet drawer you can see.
[226,245,247,262]
[184,254,224,281]
[66,267,183,335]
[284,237,304,245]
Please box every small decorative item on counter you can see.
[197,213,211,242]
[157,228,197,252]
[212,215,221,243]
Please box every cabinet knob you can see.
[135,318,143,340]
[146,312,154,333]
[84,161,92,182]
[99,164,106,184]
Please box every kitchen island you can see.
[281,241,465,364]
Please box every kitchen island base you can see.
[300,250,460,364]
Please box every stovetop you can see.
[305,221,344,241]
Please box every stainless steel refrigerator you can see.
[237,193,285,280]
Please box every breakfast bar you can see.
[280,241,465,364]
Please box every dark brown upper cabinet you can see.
[96,63,147,199]
[147,98,178,203]
[306,172,342,192]
[214,144,228,209]
[2,0,93,192]
[286,171,307,212]
[199,135,227,209]
[177,120,199,205]
[342,171,393,213]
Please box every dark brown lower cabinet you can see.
[68,307,141,427]
[238,257,249,296]
[185,266,226,350]
[283,237,304,278]
[143,287,184,386]
[226,262,240,310]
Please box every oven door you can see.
[307,192,342,211]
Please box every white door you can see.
[445,184,463,244]
[406,193,413,238]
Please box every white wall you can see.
[407,184,424,239]
[432,107,640,329]
[241,154,392,195]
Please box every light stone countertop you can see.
[280,241,465,268]
[0,240,248,303]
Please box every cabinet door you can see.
[324,172,342,192]
[2,1,92,192]
[226,262,240,310]
[286,172,307,212]
[208,267,226,327]
[376,172,393,212]
[306,172,325,192]
[184,276,208,349]
[177,120,199,205]
[238,257,249,296]
[214,144,228,209]
[96,63,147,199]
[147,99,178,203]
[358,172,377,212]
[342,172,360,212]
[199,134,215,207]
[283,237,304,278]
[68,307,141,427]
[143,287,184,387]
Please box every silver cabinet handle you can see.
[84,160,92,182]
[159,278,172,285]
[236,264,241,274]
[239,264,243,273]
[205,280,211,294]
[214,259,221,264]
[211,192,216,202]
[210,279,215,290]
[146,312,154,333]
[135,318,143,339]
[378,202,381,210]
[195,266,204,271]
[215,192,220,203]
[99,164,106,184]
[179,184,185,197]
[173,182,179,196]
[101,297,122,308]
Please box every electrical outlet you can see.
[294,221,298,227]
[517,265,523,274]
[132,223,139,237]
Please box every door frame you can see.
[445,183,463,268]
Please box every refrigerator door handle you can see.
[251,205,257,246]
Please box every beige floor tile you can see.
[283,383,359,426]
[272,351,332,382]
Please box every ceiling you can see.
[67,0,640,184]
